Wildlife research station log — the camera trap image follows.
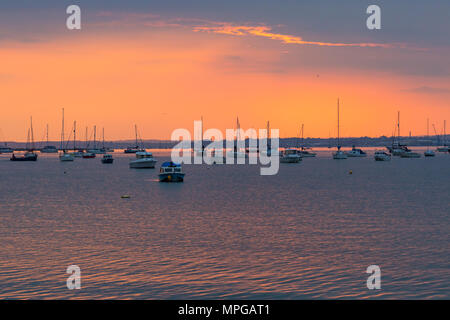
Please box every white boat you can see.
[333,149,348,160]
[400,151,421,158]
[129,151,157,168]
[332,99,347,160]
[346,146,367,157]
[424,150,436,157]
[280,148,301,163]
[374,150,391,161]
[41,145,58,153]
[59,152,74,162]
[88,148,106,154]
[70,150,84,157]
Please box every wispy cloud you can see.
[193,24,397,49]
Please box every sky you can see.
[0,0,449,141]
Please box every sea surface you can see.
[0,148,449,299]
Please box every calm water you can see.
[0,148,449,299]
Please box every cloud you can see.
[193,24,398,49]
[403,86,450,94]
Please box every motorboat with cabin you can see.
[101,154,114,164]
[346,146,367,157]
[374,150,391,161]
[280,148,302,163]
[159,161,185,182]
[129,151,157,168]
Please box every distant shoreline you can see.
[1,135,445,150]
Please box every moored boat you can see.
[374,150,391,161]
[82,152,96,159]
[400,151,421,158]
[346,146,367,157]
[101,154,114,164]
[11,151,38,161]
[129,151,157,168]
[158,161,185,182]
[280,148,302,163]
[41,145,58,153]
[332,99,347,160]
[59,152,74,161]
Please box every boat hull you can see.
[10,154,38,161]
[400,152,421,158]
[129,159,157,168]
[101,159,114,164]
[158,172,185,182]
[280,156,301,163]
[59,155,74,162]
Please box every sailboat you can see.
[59,108,75,162]
[297,124,316,157]
[387,111,410,156]
[41,124,58,153]
[10,117,38,161]
[87,126,105,154]
[124,125,145,153]
[424,118,436,157]
[70,121,84,157]
[333,99,347,160]
[225,117,247,161]
[436,120,449,152]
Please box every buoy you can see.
[121,195,130,199]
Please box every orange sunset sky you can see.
[0,2,449,142]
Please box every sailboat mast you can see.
[135,124,138,147]
[337,99,340,148]
[46,124,49,144]
[74,121,76,150]
[61,108,65,150]
[302,124,304,148]
[30,117,35,151]
[201,116,204,150]
[398,111,400,140]
[93,125,97,149]
[102,127,105,149]
[444,120,447,146]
